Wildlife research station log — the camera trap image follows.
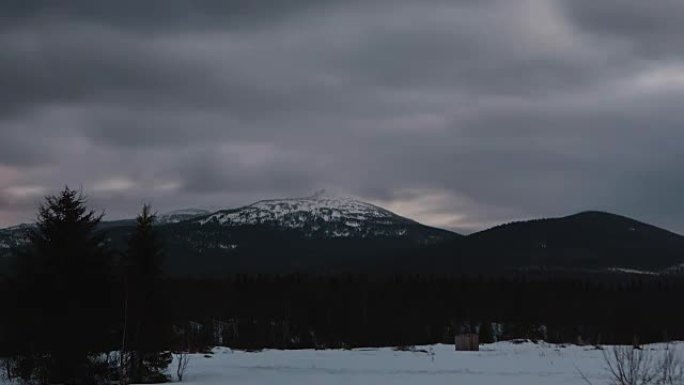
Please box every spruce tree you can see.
[14,187,114,384]
[122,204,171,383]
[479,320,495,344]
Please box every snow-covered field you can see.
[172,341,655,385]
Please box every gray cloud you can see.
[1,0,684,233]
[0,0,346,34]
[560,0,684,59]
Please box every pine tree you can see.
[122,204,171,383]
[479,320,495,344]
[14,187,114,384]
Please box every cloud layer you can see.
[1,0,684,233]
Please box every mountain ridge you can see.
[2,198,684,276]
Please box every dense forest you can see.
[1,187,683,384]
[162,273,684,349]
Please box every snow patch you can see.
[157,209,211,224]
[606,267,658,276]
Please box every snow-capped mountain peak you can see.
[197,193,414,238]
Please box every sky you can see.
[1,0,684,234]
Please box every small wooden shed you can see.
[455,333,479,351]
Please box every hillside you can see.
[462,211,684,271]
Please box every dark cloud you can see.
[0,0,346,34]
[1,0,684,233]
[559,0,684,59]
[0,24,225,118]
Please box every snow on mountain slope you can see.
[157,209,211,225]
[0,224,32,255]
[196,192,420,238]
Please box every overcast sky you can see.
[1,0,684,233]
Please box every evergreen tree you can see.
[13,187,114,384]
[479,321,495,344]
[122,205,171,383]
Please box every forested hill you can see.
[461,211,684,272]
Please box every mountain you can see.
[195,192,435,239]
[460,211,684,272]
[147,193,457,274]
[19,192,453,275]
[3,202,684,276]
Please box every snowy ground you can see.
[169,341,665,385]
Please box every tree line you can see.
[161,272,684,350]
